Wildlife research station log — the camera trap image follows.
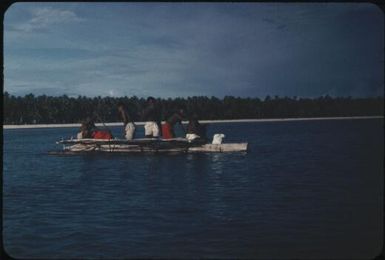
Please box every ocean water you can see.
[3,119,384,259]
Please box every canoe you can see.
[54,138,248,153]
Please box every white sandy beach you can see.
[3,116,383,129]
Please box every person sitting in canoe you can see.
[142,97,162,138]
[77,118,113,139]
[162,108,186,139]
[117,102,135,140]
[186,114,207,142]
[77,118,96,139]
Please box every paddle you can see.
[92,108,113,137]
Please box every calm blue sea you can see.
[3,119,384,259]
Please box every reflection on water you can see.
[210,153,225,174]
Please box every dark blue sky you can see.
[4,2,384,98]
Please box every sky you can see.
[3,2,384,98]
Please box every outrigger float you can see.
[52,137,248,154]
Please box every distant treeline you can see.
[3,92,384,124]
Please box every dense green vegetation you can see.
[3,92,383,124]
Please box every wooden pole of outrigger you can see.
[94,113,110,132]
[93,101,113,138]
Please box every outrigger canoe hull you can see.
[55,138,248,154]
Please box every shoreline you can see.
[3,116,383,129]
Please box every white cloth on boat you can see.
[77,132,83,139]
[212,133,225,144]
[186,133,200,141]
[125,122,135,140]
[144,121,159,137]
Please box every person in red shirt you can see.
[92,129,113,139]
[162,108,186,139]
